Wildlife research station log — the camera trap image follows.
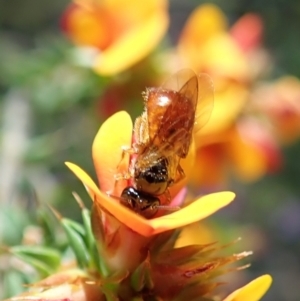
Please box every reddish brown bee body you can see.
[118,69,214,217]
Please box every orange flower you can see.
[66,111,235,237]
[61,0,169,75]
[191,119,281,187]
[251,76,300,144]
[178,4,249,81]
[175,4,279,186]
[5,110,272,301]
[177,4,250,136]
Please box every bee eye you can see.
[120,187,137,209]
[119,187,160,218]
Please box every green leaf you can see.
[90,203,110,276]
[102,285,119,301]
[2,270,28,298]
[81,208,94,252]
[11,253,54,277]
[81,207,103,272]
[61,218,90,268]
[63,218,86,237]
[0,206,30,245]
[131,259,153,292]
[10,245,61,270]
[37,208,58,245]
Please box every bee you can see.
[117,69,214,218]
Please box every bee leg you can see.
[165,188,171,204]
[174,163,186,183]
[114,172,131,181]
[115,145,137,182]
[113,171,132,193]
[116,145,136,170]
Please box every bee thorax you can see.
[134,157,169,195]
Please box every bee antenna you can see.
[156,205,181,212]
[105,191,120,201]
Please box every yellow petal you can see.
[200,33,249,80]
[93,8,169,75]
[229,131,268,182]
[92,111,132,195]
[178,4,227,59]
[149,191,235,233]
[198,82,249,137]
[175,221,216,248]
[65,162,101,201]
[224,275,272,301]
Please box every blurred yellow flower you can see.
[61,0,169,75]
[66,111,235,237]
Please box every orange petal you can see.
[92,111,132,195]
[66,161,151,235]
[223,274,272,301]
[61,3,111,49]
[66,161,235,237]
[63,0,169,75]
[65,161,156,235]
[94,190,234,237]
[66,161,140,233]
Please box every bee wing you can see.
[160,69,214,138]
[162,68,197,92]
[146,69,199,158]
[162,69,214,134]
[194,73,214,134]
[144,69,214,159]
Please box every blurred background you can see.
[1,0,300,300]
